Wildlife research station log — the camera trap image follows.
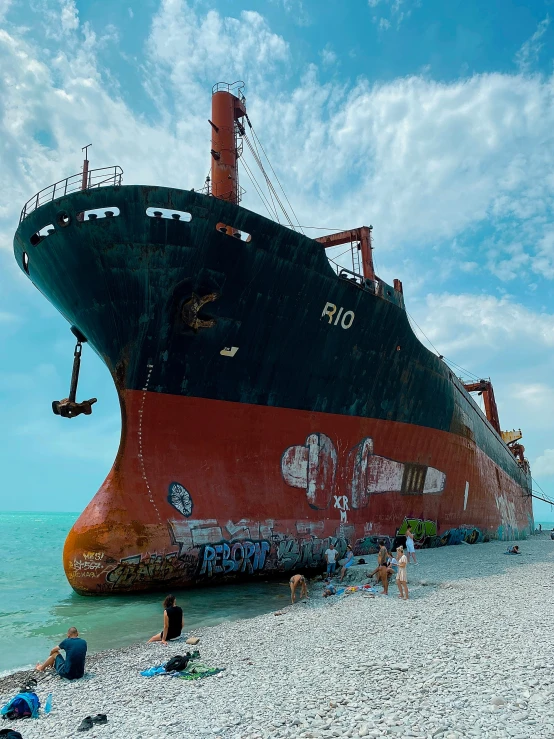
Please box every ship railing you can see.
[212,80,246,102]
[20,166,123,223]
[332,263,380,295]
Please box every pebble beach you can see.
[1,533,552,739]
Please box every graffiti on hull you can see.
[199,540,270,577]
[72,515,489,590]
[87,518,350,589]
[281,434,446,521]
[103,551,190,589]
[396,517,437,547]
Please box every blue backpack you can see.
[0,692,40,720]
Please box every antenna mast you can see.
[81,143,92,191]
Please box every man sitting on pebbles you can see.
[35,626,87,680]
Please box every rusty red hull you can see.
[64,392,532,593]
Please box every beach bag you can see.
[1,691,40,720]
[165,654,190,672]
[0,730,24,738]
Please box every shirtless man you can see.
[289,574,308,603]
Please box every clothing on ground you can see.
[57,637,87,679]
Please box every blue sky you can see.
[1,0,554,522]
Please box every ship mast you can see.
[209,82,247,204]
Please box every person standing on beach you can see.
[148,595,184,644]
[405,526,417,564]
[372,541,391,595]
[35,626,87,679]
[289,573,308,603]
[324,542,338,577]
[396,546,409,600]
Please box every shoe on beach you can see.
[77,716,94,732]
[92,714,108,725]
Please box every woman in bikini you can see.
[289,573,308,603]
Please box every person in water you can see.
[339,545,355,582]
[148,594,184,644]
[35,626,87,680]
[289,574,308,603]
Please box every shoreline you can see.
[2,533,552,738]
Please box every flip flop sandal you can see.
[92,714,108,725]
[77,716,94,732]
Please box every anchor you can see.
[52,326,97,418]
[181,292,219,331]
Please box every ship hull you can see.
[63,391,532,594]
[13,184,533,594]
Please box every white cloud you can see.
[128,7,134,19]
[532,230,554,279]
[413,293,554,355]
[0,0,11,22]
[515,16,550,73]
[533,448,554,477]
[320,45,337,67]
[369,0,418,30]
[60,0,79,34]
[272,0,310,26]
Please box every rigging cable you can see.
[240,157,279,222]
[243,134,294,228]
[405,309,482,381]
[242,127,280,223]
[245,116,305,234]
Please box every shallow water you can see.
[0,512,288,674]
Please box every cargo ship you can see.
[13,82,533,594]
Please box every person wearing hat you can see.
[395,546,409,600]
[339,545,355,582]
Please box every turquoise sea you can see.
[0,512,288,675]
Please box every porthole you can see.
[22,252,29,274]
[56,211,71,228]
